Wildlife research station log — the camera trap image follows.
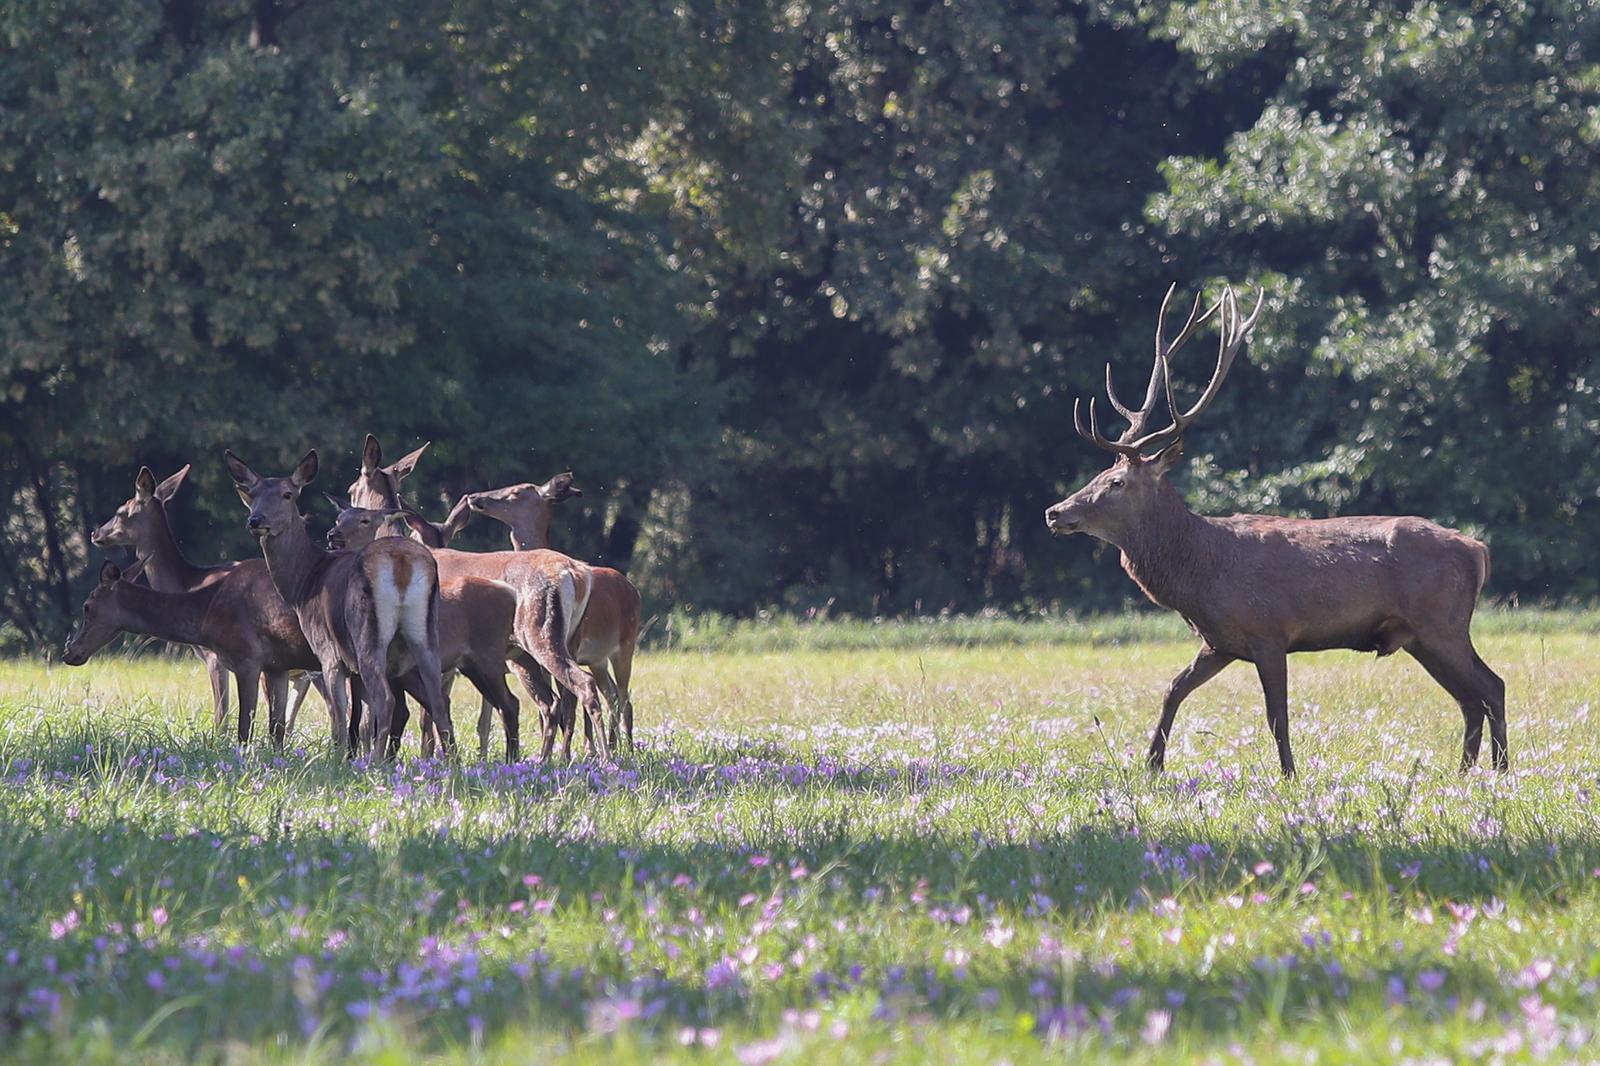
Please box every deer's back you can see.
[1185,513,1487,656]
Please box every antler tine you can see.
[1075,397,1144,459]
[1119,285,1265,454]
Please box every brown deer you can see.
[90,465,318,744]
[225,449,454,759]
[62,558,320,750]
[326,498,526,761]
[468,482,642,752]
[464,472,583,547]
[337,439,611,760]
[1044,285,1506,777]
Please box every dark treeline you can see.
[3,0,1600,648]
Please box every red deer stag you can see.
[90,465,317,744]
[1044,285,1505,777]
[326,498,526,761]
[225,449,454,759]
[469,481,642,752]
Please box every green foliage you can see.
[3,0,1599,646]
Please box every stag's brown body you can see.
[91,466,315,743]
[1046,285,1505,777]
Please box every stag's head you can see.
[465,473,581,539]
[92,465,191,548]
[1045,285,1262,544]
[225,450,318,539]
[347,434,429,511]
[62,558,146,666]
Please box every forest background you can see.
[3,0,1597,649]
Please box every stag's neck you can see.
[507,522,549,553]
[258,518,330,607]
[112,582,215,647]
[1111,489,1222,615]
[138,506,213,592]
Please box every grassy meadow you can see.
[2,614,1599,1062]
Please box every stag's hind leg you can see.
[1408,636,1506,772]
[1147,645,1234,772]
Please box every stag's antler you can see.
[1075,283,1264,458]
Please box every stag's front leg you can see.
[1253,650,1296,778]
[1147,646,1234,772]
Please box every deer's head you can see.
[225,449,318,539]
[323,496,395,551]
[465,473,581,543]
[1046,285,1262,544]
[91,465,190,548]
[348,434,429,511]
[62,558,146,666]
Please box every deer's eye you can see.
[1109,477,1125,489]
[360,519,370,526]
[282,491,293,500]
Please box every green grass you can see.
[2,621,1599,1062]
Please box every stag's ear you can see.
[360,434,382,474]
[154,464,190,503]
[1151,439,1185,478]
[538,471,582,502]
[98,560,122,587]
[387,442,429,482]
[135,467,158,500]
[291,450,319,488]
[224,450,258,490]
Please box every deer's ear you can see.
[135,467,158,500]
[1152,439,1185,478]
[538,471,582,502]
[120,556,147,583]
[322,492,350,514]
[291,450,319,488]
[442,495,474,539]
[224,450,258,489]
[153,464,190,503]
[361,434,382,474]
[387,442,429,482]
[98,560,122,587]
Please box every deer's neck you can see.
[138,507,212,592]
[258,518,330,606]
[1112,490,1219,614]
[111,583,215,647]
[506,520,548,553]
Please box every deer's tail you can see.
[1474,539,1491,595]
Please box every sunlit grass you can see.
[1,618,1598,1062]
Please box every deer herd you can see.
[64,435,639,765]
[60,285,1508,778]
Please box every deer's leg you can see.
[235,667,261,747]
[1408,639,1506,772]
[264,672,290,749]
[284,673,315,740]
[589,661,622,750]
[475,693,495,761]
[417,671,453,761]
[203,649,230,733]
[324,666,353,758]
[1474,649,1509,772]
[509,658,557,761]
[1147,646,1233,772]
[1253,651,1295,778]
[348,675,368,755]
[399,621,453,759]
[613,639,636,750]
[462,659,520,764]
